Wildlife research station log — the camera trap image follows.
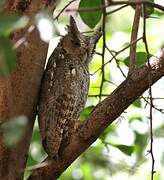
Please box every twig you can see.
[92,37,143,75]
[54,0,78,20]
[142,4,155,179]
[13,25,35,49]
[141,96,164,114]
[128,3,142,74]
[106,4,128,15]
[105,45,127,78]
[99,0,106,101]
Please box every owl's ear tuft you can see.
[68,16,81,46]
[69,16,80,35]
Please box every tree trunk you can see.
[0,1,59,179]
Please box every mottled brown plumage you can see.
[38,16,101,158]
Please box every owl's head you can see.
[61,16,101,65]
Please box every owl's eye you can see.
[74,41,80,46]
[71,39,80,46]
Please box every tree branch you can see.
[128,3,142,74]
[29,47,164,179]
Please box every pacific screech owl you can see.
[38,16,101,158]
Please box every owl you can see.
[38,16,101,158]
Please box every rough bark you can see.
[0,0,58,179]
[29,48,164,180]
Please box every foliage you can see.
[0,116,27,147]
[0,36,17,76]
[79,0,102,28]
[0,12,28,76]
[130,0,155,17]
[124,52,149,67]
[0,12,28,36]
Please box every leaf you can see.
[79,0,102,28]
[161,151,164,166]
[153,10,164,17]
[134,131,148,158]
[0,36,17,76]
[129,114,142,123]
[83,146,109,168]
[133,99,141,108]
[80,106,94,121]
[154,124,164,138]
[0,116,28,147]
[80,162,93,179]
[99,124,116,142]
[141,0,155,18]
[112,144,134,156]
[0,12,28,36]
[130,0,154,18]
[124,52,148,67]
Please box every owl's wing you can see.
[39,93,77,157]
[38,96,55,144]
[46,94,77,157]
[38,51,57,142]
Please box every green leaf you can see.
[154,124,164,138]
[130,0,154,18]
[141,0,154,18]
[153,10,164,17]
[80,162,93,180]
[112,144,134,156]
[124,52,148,67]
[134,131,148,158]
[99,124,116,142]
[79,0,102,28]
[0,12,28,36]
[133,99,141,108]
[83,146,109,169]
[161,152,164,166]
[0,36,17,76]
[80,106,94,121]
[129,114,142,123]
[0,116,28,147]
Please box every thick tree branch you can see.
[29,47,164,179]
[0,0,59,179]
